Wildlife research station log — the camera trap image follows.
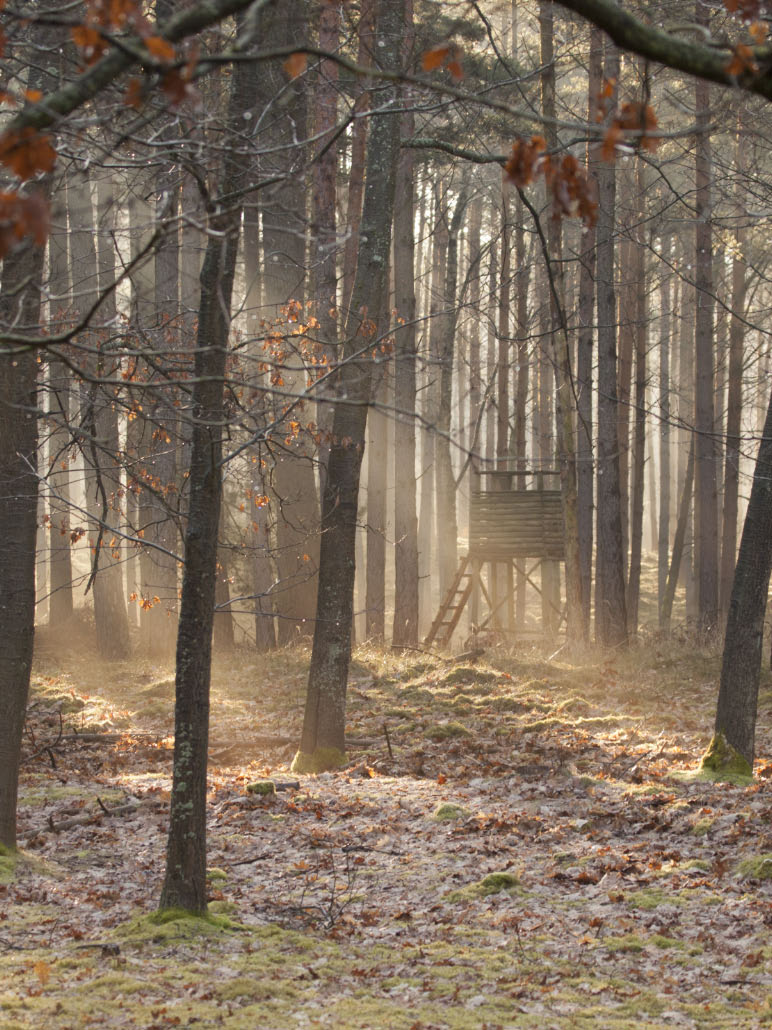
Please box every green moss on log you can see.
[246,780,276,796]
[290,747,346,774]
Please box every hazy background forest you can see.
[3,0,772,1023]
[15,0,770,651]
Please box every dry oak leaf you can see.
[0,127,56,180]
[504,135,547,187]
[284,52,308,78]
[0,190,49,258]
[145,35,175,62]
[726,43,759,76]
[71,24,108,63]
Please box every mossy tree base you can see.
[699,731,752,783]
[291,747,346,774]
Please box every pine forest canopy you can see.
[0,0,770,914]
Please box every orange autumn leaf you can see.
[125,76,144,109]
[283,52,307,78]
[749,19,768,41]
[71,24,107,63]
[726,42,758,76]
[0,190,50,258]
[600,76,617,99]
[422,44,449,71]
[447,58,464,82]
[0,128,56,180]
[504,135,547,187]
[145,35,175,62]
[24,89,42,103]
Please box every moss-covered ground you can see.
[3,615,772,1028]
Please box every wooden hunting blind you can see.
[425,467,566,647]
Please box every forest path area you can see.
[2,630,772,1029]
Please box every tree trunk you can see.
[594,42,627,647]
[0,183,48,848]
[658,234,672,623]
[295,0,403,772]
[576,25,603,637]
[693,6,719,634]
[720,104,746,622]
[712,385,772,771]
[159,44,254,915]
[539,0,584,643]
[626,157,646,636]
[392,32,419,647]
[436,188,467,598]
[258,0,320,644]
[47,175,74,628]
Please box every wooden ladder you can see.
[424,555,475,647]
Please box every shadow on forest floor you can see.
[2,625,772,1028]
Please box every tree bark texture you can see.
[594,42,627,647]
[298,0,403,768]
[714,386,772,768]
[0,186,48,848]
[160,46,254,914]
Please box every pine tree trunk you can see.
[436,189,467,599]
[392,58,419,646]
[159,43,253,913]
[296,0,403,771]
[47,175,74,627]
[713,385,772,769]
[576,25,603,636]
[720,105,746,622]
[626,157,647,636]
[594,42,627,647]
[694,6,719,634]
[0,181,48,848]
[658,234,672,624]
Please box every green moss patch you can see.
[699,731,753,784]
[447,871,519,901]
[290,747,346,773]
[433,802,470,821]
[736,854,772,880]
[426,721,471,742]
[246,779,276,796]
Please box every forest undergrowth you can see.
[2,620,772,1029]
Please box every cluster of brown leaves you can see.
[0,127,56,181]
[724,0,772,22]
[421,43,464,82]
[0,189,49,259]
[505,136,598,226]
[601,101,660,160]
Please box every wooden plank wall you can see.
[469,490,565,559]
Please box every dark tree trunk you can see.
[436,188,467,598]
[693,8,719,634]
[47,175,74,628]
[392,23,419,647]
[712,386,772,771]
[0,185,48,849]
[159,46,254,915]
[626,157,646,636]
[658,234,671,623]
[594,42,627,647]
[295,0,403,772]
[258,0,320,644]
[576,25,602,637]
[720,104,746,622]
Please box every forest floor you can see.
[2,621,772,1029]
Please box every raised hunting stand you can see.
[424,466,566,647]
